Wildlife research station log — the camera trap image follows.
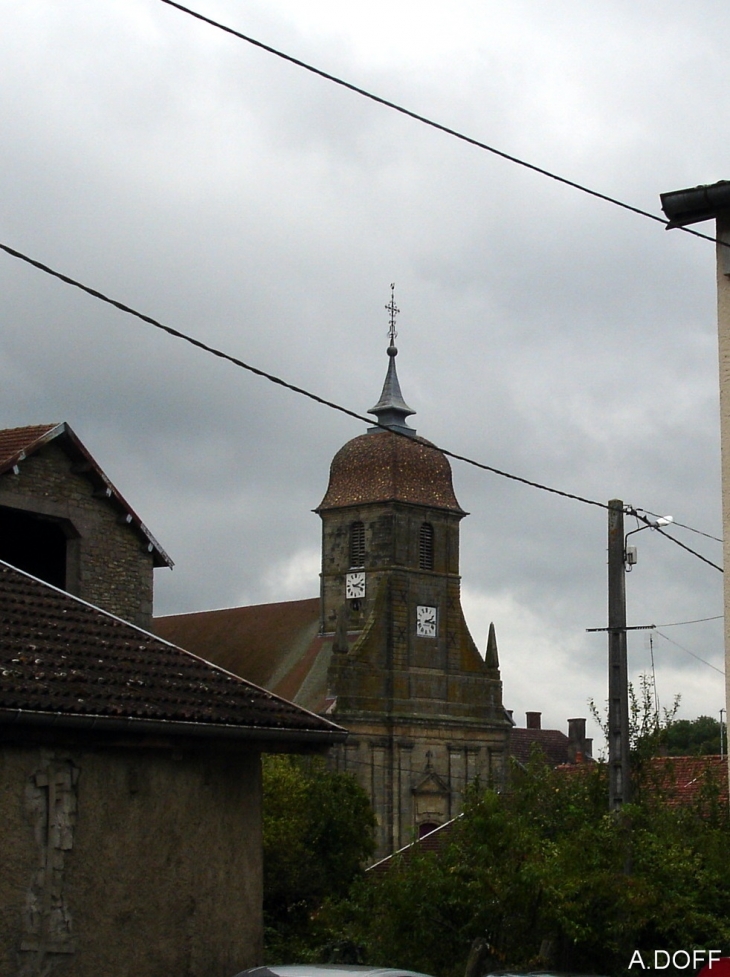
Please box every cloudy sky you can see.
[1,0,727,747]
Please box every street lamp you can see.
[624,516,674,571]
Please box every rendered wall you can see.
[716,216,730,798]
[0,738,262,977]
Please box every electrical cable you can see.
[0,240,610,510]
[157,0,725,250]
[654,614,723,628]
[637,508,722,544]
[653,628,725,677]
[626,508,723,573]
[0,238,723,573]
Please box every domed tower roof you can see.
[317,430,464,514]
[318,288,464,514]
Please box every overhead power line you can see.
[638,509,723,544]
[655,614,724,628]
[653,629,725,677]
[157,0,723,249]
[625,508,723,574]
[0,238,722,574]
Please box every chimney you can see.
[567,718,587,763]
[526,711,541,730]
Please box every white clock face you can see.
[346,572,366,600]
[416,605,437,637]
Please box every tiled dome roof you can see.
[317,430,464,513]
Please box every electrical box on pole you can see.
[608,499,631,809]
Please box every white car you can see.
[234,966,436,977]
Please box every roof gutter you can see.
[0,707,348,745]
[660,180,730,228]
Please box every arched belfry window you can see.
[349,521,365,568]
[419,523,434,570]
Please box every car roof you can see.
[235,966,436,977]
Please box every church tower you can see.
[317,291,509,858]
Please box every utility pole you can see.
[608,499,631,809]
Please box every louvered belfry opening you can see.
[349,521,365,567]
[419,522,434,570]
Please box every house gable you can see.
[0,422,170,629]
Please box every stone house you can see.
[0,422,170,629]
[0,424,345,977]
[156,339,511,859]
[0,561,344,977]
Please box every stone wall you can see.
[0,736,262,977]
[331,717,506,856]
[320,501,462,634]
[322,496,508,859]
[0,441,155,628]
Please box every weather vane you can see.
[385,282,399,347]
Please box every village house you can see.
[0,421,170,629]
[508,711,593,767]
[0,423,345,977]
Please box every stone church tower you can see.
[317,314,509,857]
[154,296,512,861]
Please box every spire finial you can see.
[368,285,416,436]
[386,282,399,351]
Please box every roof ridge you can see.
[155,595,319,619]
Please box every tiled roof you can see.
[0,562,345,742]
[0,423,59,469]
[0,423,172,568]
[509,728,573,767]
[154,599,341,713]
[644,755,728,809]
[317,431,465,513]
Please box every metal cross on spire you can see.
[368,283,416,437]
[385,282,399,347]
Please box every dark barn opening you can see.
[0,507,67,589]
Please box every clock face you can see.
[346,571,366,600]
[416,604,437,637]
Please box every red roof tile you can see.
[0,423,59,470]
[643,755,728,809]
[154,599,333,711]
[0,562,345,742]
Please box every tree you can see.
[331,755,730,977]
[589,672,680,760]
[662,715,723,755]
[262,754,376,960]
